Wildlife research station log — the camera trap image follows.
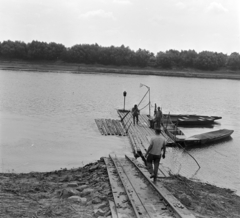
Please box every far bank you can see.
[0,59,240,80]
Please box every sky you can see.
[0,0,239,54]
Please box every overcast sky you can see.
[0,0,239,54]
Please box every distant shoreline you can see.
[1,59,240,80]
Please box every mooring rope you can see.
[137,89,149,107]
[162,117,201,171]
[139,102,150,111]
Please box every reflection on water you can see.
[0,70,240,195]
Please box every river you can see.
[0,70,239,195]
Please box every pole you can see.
[140,83,151,117]
[123,91,127,111]
[149,87,151,117]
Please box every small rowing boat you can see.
[184,129,234,146]
[162,114,222,126]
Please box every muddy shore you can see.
[1,158,240,218]
[0,59,240,80]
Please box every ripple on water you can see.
[0,70,239,194]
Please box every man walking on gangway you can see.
[145,128,166,182]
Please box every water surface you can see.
[0,70,239,194]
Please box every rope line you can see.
[162,115,201,171]
[137,90,149,107]
[139,102,150,111]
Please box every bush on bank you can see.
[0,40,240,71]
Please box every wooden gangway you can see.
[105,155,196,218]
[117,110,175,156]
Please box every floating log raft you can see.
[95,119,127,136]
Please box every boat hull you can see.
[184,129,234,146]
[162,114,221,126]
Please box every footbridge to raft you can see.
[117,110,176,155]
[95,112,196,217]
[104,155,195,218]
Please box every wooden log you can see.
[108,119,118,135]
[117,120,126,136]
[102,119,112,135]
[105,119,114,135]
[99,119,110,135]
[101,119,109,136]
[109,119,119,135]
[108,119,117,135]
[106,119,116,135]
[134,127,149,150]
[112,120,122,136]
[116,120,127,136]
[128,132,138,154]
[95,119,106,135]
[128,125,141,151]
[94,119,104,135]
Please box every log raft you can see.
[95,119,127,136]
[95,111,175,156]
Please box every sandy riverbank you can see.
[0,59,240,80]
[1,158,240,218]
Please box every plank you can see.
[104,158,137,218]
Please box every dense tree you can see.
[0,40,239,71]
[27,41,48,60]
[166,50,181,68]
[44,42,66,60]
[155,52,173,68]
[63,44,86,63]
[194,51,219,70]
[148,56,157,67]
[214,52,227,68]
[134,49,153,67]
[180,50,198,68]
[0,40,17,58]
[226,52,240,70]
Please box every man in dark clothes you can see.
[131,104,140,125]
[154,107,162,129]
[145,129,166,182]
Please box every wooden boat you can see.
[184,129,234,146]
[162,114,222,126]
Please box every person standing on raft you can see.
[145,128,166,182]
[131,104,140,125]
[154,107,162,129]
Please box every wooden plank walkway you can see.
[104,155,196,218]
[117,111,175,156]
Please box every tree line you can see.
[0,40,240,71]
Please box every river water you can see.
[0,70,240,194]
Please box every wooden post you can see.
[123,91,127,111]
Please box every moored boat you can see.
[184,129,234,146]
[162,114,222,126]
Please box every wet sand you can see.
[0,59,240,80]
